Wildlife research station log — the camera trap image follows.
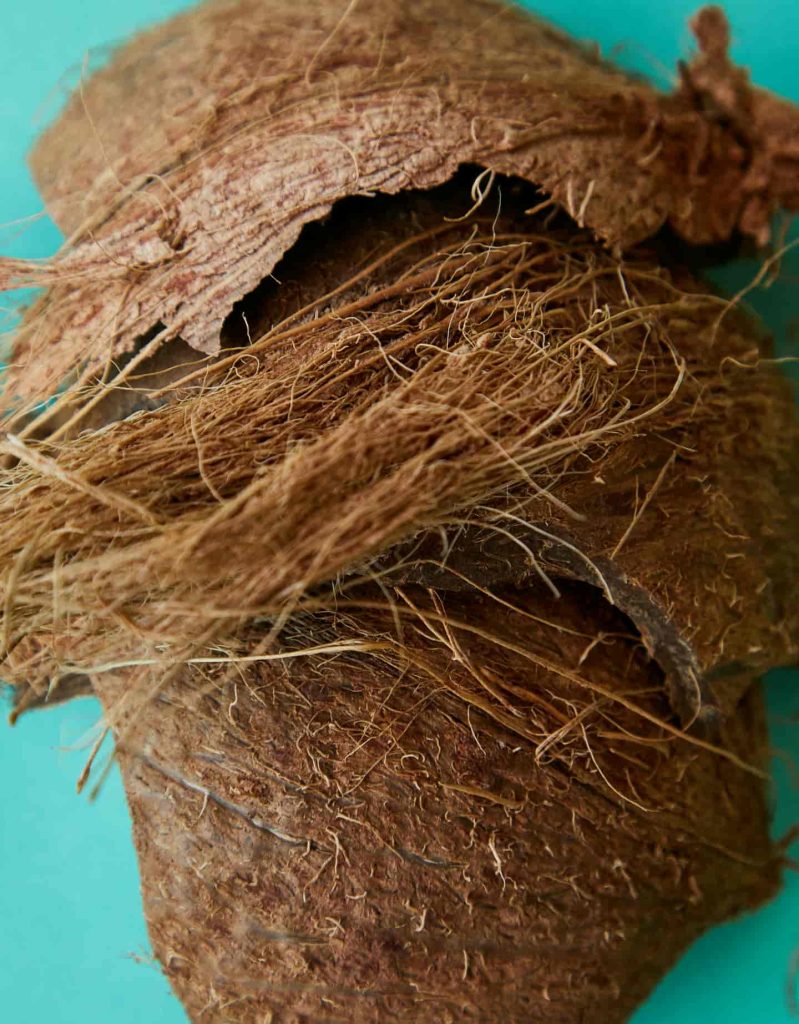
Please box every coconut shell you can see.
[99,585,777,1024]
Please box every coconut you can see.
[1,2,798,1023]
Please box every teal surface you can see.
[0,2,797,1022]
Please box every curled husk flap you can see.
[2,2,799,1023]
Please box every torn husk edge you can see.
[3,0,799,405]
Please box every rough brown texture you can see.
[4,179,797,723]
[3,0,799,411]
[102,588,777,1024]
[3,174,798,1024]
[2,2,799,1023]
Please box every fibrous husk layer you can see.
[107,591,776,1024]
[1,2,799,1023]
[3,0,799,406]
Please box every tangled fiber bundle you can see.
[2,1,799,1022]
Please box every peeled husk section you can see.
[4,0,799,413]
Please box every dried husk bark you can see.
[4,0,799,408]
[1,2,799,1023]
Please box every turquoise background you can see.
[1,2,797,1021]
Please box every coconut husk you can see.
[3,170,797,1023]
[103,586,776,1024]
[2,2,799,1023]
[4,177,797,720]
[4,0,799,411]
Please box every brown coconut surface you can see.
[3,0,799,406]
[1,1,799,1023]
[103,590,776,1024]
